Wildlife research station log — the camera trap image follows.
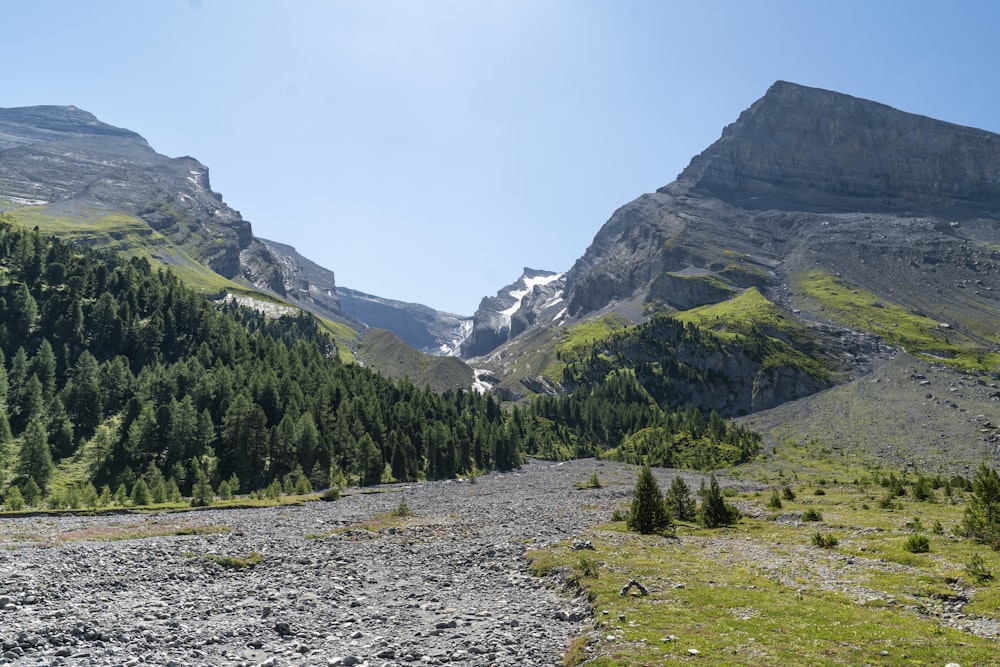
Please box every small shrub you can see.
[931,520,944,535]
[967,553,994,583]
[878,492,897,510]
[576,554,600,579]
[903,534,930,553]
[766,489,783,509]
[204,551,263,569]
[811,532,838,549]
[320,487,341,502]
[588,471,601,489]
[782,486,796,501]
[216,480,233,501]
[611,508,628,522]
[814,488,826,496]
[802,508,823,522]
[392,497,413,517]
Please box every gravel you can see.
[0,459,644,667]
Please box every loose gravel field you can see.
[0,459,653,667]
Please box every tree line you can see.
[0,216,765,508]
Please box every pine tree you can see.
[131,478,152,506]
[191,464,214,507]
[627,466,673,535]
[22,477,41,506]
[962,463,1000,549]
[698,474,739,528]
[4,485,24,511]
[665,476,697,521]
[17,417,54,489]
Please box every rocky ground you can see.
[0,459,653,667]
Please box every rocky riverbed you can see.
[0,459,649,667]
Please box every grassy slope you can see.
[355,328,473,392]
[6,205,359,359]
[793,269,1000,371]
[531,463,1000,666]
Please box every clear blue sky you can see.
[4,1,999,314]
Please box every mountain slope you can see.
[0,105,484,385]
[476,81,1000,446]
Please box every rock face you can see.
[0,105,252,278]
[678,80,1000,213]
[461,269,565,358]
[560,81,1000,324]
[337,286,472,356]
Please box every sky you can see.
[3,1,1000,314]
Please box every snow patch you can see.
[497,272,565,328]
[471,369,496,394]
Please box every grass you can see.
[0,522,231,547]
[793,269,1000,371]
[529,468,1000,666]
[305,506,419,539]
[675,287,832,380]
[203,550,263,569]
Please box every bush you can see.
[576,554,600,579]
[782,486,796,501]
[320,487,341,502]
[813,488,826,496]
[802,508,823,522]
[811,532,838,549]
[766,489,783,510]
[903,534,930,553]
[967,553,993,583]
[392,497,414,517]
[628,466,673,535]
[611,508,628,522]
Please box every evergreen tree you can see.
[191,464,214,507]
[627,466,673,535]
[962,463,1000,549]
[5,485,23,511]
[17,417,54,489]
[129,476,150,505]
[22,477,41,506]
[698,474,739,528]
[665,476,697,521]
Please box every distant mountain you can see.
[460,268,565,358]
[336,286,471,356]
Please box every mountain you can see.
[474,82,1000,448]
[460,268,566,358]
[336,286,471,356]
[0,105,479,378]
[0,105,251,277]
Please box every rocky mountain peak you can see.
[0,105,148,149]
[675,80,1000,213]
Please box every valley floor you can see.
[4,459,1000,666]
[0,459,637,667]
